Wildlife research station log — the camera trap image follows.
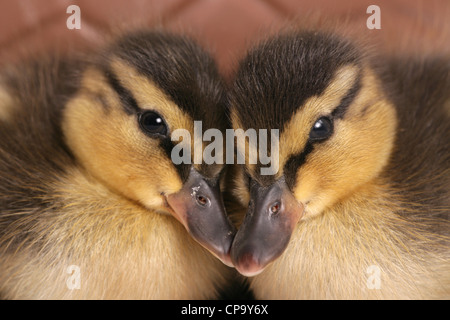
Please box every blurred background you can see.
[0,0,449,79]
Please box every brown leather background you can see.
[0,0,449,78]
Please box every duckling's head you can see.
[62,31,235,266]
[229,32,397,276]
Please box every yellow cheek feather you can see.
[0,85,16,122]
[230,165,251,207]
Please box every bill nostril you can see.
[269,201,281,215]
[195,194,210,207]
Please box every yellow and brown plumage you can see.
[0,30,236,299]
[228,31,450,299]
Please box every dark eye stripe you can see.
[283,142,314,190]
[331,72,362,119]
[103,68,140,114]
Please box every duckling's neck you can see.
[1,167,227,299]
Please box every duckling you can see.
[0,30,237,299]
[228,31,450,299]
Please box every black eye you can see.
[139,111,168,137]
[309,117,333,141]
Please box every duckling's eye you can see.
[139,111,168,137]
[309,117,333,141]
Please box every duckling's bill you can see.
[166,168,236,267]
[231,178,304,276]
